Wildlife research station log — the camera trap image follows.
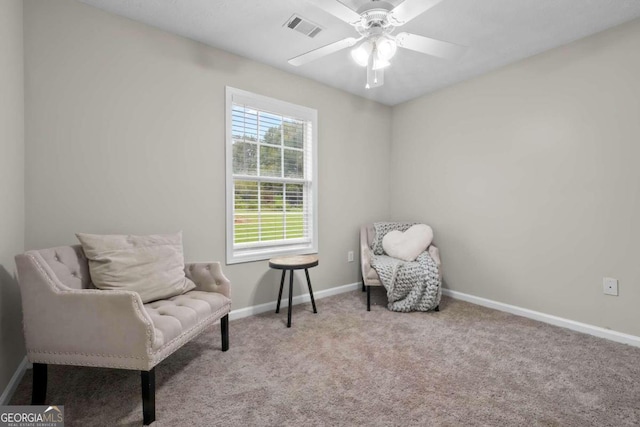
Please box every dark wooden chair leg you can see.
[362,277,365,292]
[275,270,286,313]
[221,314,229,351]
[435,305,440,312]
[32,363,47,405]
[367,286,371,311]
[141,368,156,426]
[304,268,317,314]
[287,269,294,328]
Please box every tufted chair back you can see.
[33,245,94,290]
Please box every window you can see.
[225,87,318,264]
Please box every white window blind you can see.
[225,87,318,264]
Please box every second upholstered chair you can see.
[360,223,442,311]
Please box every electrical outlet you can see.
[347,251,354,262]
[603,277,618,296]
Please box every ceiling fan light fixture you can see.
[350,40,372,67]
[376,36,397,61]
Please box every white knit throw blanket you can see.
[370,222,441,312]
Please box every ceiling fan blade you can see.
[307,0,362,24]
[395,32,467,60]
[288,37,359,66]
[390,0,444,24]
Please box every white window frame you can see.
[225,86,318,264]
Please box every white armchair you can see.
[360,223,442,311]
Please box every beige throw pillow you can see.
[76,232,196,303]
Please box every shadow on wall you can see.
[252,269,284,307]
[0,264,26,371]
[132,19,243,74]
[251,268,315,307]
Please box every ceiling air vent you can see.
[284,14,323,38]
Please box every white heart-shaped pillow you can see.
[382,224,433,262]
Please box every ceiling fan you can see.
[288,0,466,89]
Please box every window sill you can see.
[227,244,318,265]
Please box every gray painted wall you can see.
[0,0,26,398]
[23,0,392,311]
[391,18,640,336]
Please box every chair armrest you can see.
[185,262,230,298]
[15,253,154,363]
[360,227,373,283]
[428,245,441,267]
[360,226,370,257]
[428,244,443,280]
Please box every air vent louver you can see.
[284,14,323,38]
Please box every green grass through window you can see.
[234,211,305,244]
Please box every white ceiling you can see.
[79,0,640,106]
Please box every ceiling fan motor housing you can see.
[355,9,394,36]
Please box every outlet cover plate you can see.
[603,277,618,296]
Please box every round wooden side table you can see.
[268,255,318,328]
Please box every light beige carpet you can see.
[10,289,640,426]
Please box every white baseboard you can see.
[0,356,29,405]
[442,288,640,348]
[229,282,361,321]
